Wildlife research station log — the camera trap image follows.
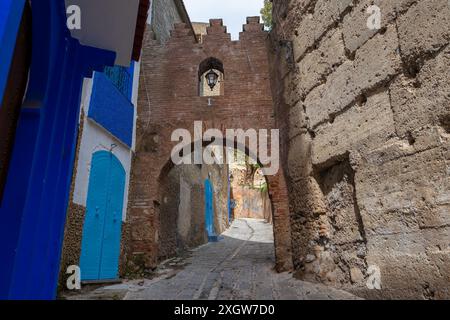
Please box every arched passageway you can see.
[155,141,276,266]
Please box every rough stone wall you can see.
[128,17,293,272]
[150,0,183,43]
[271,0,450,299]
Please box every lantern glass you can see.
[205,69,219,90]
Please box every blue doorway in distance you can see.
[79,151,125,281]
[204,178,218,242]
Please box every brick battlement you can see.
[243,16,265,32]
[169,17,267,44]
[203,18,231,41]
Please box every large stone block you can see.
[305,26,401,128]
[356,147,448,236]
[390,45,450,137]
[288,102,308,140]
[295,29,346,99]
[343,0,417,54]
[366,239,450,299]
[293,0,354,60]
[397,0,450,68]
[288,132,313,180]
[312,90,395,166]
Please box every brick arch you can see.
[153,135,292,271]
[125,17,293,273]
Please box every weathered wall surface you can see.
[128,17,293,273]
[158,162,230,260]
[230,164,272,221]
[271,0,450,299]
[150,0,183,43]
[159,164,206,261]
[233,186,272,221]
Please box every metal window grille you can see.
[103,66,132,99]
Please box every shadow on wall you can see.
[158,162,230,261]
[159,164,205,261]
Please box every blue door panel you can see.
[79,152,110,280]
[205,179,215,239]
[80,151,125,281]
[99,156,125,280]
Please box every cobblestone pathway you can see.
[66,219,360,300]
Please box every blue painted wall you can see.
[80,151,125,281]
[0,0,25,106]
[0,0,116,299]
[88,72,135,147]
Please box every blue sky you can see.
[184,0,265,40]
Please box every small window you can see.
[198,57,224,97]
[103,64,133,100]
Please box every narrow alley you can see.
[0,0,448,303]
[65,219,359,300]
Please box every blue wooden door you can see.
[80,151,125,281]
[204,179,214,239]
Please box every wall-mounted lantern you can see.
[205,69,219,91]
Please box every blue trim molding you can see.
[0,0,26,106]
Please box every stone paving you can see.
[66,219,360,300]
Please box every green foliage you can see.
[260,0,273,30]
[258,182,269,193]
